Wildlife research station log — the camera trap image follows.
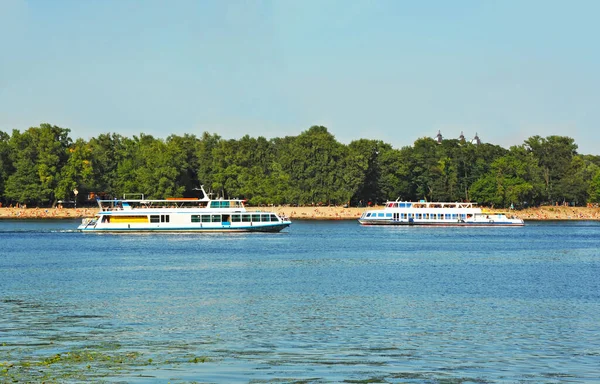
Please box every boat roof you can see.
[96,185,244,203]
[385,201,478,208]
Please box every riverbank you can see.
[274,206,600,220]
[0,207,98,219]
[516,205,600,221]
[1,205,600,220]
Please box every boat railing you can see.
[123,193,144,200]
[385,201,477,209]
[95,198,250,211]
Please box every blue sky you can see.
[1,0,599,154]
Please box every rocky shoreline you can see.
[1,205,600,221]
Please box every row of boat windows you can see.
[191,214,279,223]
[209,201,244,208]
[103,214,280,223]
[386,203,413,208]
[367,212,471,219]
[150,215,170,223]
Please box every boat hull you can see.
[78,222,291,233]
[358,219,523,227]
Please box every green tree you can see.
[470,147,540,208]
[125,134,185,199]
[196,132,222,197]
[557,155,592,205]
[407,137,442,201]
[589,168,600,204]
[4,124,71,206]
[56,138,95,205]
[347,139,383,205]
[524,135,578,204]
[87,133,129,198]
[166,134,201,197]
[112,135,144,198]
[282,126,349,205]
[0,130,12,204]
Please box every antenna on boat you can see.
[193,185,211,201]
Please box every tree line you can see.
[1,123,600,208]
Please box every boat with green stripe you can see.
[78,186,291,233]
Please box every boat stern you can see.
[78,217,98,231]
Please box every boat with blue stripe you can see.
[78,186,291,233]
[358,200,524,227]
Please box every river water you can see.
[1,219,599,383]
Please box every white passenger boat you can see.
[358,200,524,226]
[78,186,291,233]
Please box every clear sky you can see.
[1,0,599,154]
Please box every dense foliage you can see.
[1,123,599,208]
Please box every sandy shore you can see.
[266,205,600,221]
[1,205,600,221]
[0,207,98,219]
[516,206,600,221]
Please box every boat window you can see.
[232,214,241,222]
[270,214,279,222]
[242,214,251,222]
[445,214,451,220]
[416,214,422,219]
[211,215,221,222]
[202,215,211,223]
[385,213,392,217]
[251,214,261,222]
[262,214,271,222]
[452,214,457,219]
[191,215,201,223]
[161,215,169,223]
[377,213,384,217]
[150,215,160,223]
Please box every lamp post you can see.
[73,188,79,209]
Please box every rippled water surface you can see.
[1,219,600,383]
